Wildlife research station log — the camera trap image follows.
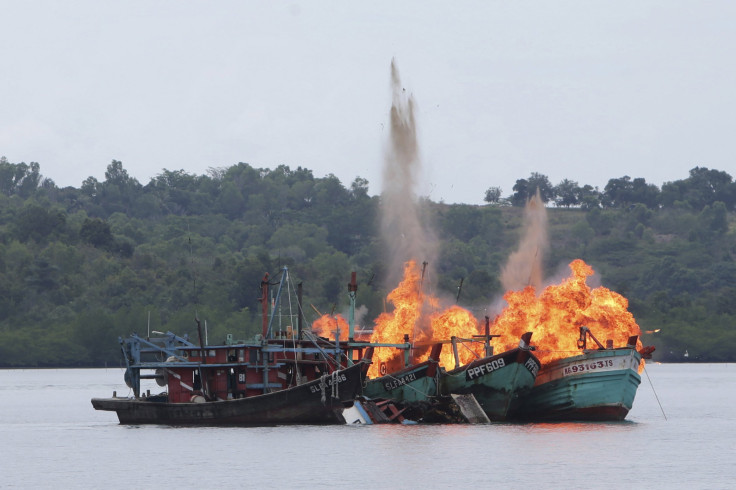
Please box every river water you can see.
[1,363,734,489]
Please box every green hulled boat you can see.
[439,332,541,421]
[514,334,647,421]
[362,343,443,404]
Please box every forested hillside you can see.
[1,158,734,366]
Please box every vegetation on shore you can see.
[1,157,734,366]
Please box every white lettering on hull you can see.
[466,358,506,381]
[535,351,640,385]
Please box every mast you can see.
[348,271,357,340]
[265,267,288,339]
[347,271,358,366]
[260,273,269,338]
[297,282,303,339]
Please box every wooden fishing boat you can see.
[362,344,443,403]
[512,329,654,421]
[92,268,373,425]
[439,332,541,421]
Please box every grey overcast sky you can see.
[2,1,734,204]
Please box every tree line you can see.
[486,167,736,212]
[0,156,734,366]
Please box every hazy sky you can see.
[2,1,734,204]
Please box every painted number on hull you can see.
[384,372,417,391]
[524,358,540,377]
[563,359,613,376]
[466,358,505,381]
[309,374,348,394]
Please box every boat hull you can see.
[92,362,366,426]
[514,348,642,422]
[440,348,540,421]
[362,360,439,404]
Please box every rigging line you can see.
[459,339,482,360]
[301,329,339,367]
[284,275,303,385]
[643,365,668,421]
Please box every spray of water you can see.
[500,188,549,292]
[380,59,437,286]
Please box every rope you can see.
[319,374,327,404]
[283,275,303,387]
[459,340,481,360]
[643,365,668,420]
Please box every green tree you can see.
[80,218,114,248]
[484,186,502,204]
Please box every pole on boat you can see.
[451,336,460,369]
[484,316,493,357]
[195,316,211,400]
[265,267,289,339]
[297,282,303,339]
[348,272,357,341]
[413,261,429,350]
[347,272,358,366]
[260,273,270,338]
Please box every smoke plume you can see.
[380,59,437,286]
[500,188,549,292]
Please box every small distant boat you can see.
[439,332,541,421]
[512,328,654,422]
[92,267,372,426]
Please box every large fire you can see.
[363,261,482,377]
[490,259,642,365]
[312,258,642,378]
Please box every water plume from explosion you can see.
[501,189,548,292]
[380,59,437,286]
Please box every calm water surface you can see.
[1,363,734,489]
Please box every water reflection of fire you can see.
[312,258,643,378]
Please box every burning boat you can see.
[92,268,372,425]
[314,266,542,423]
[312,273,448,423]
[512,329,651,421]
[438,331,540,421]
[490,259,654,422]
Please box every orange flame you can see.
[490,259,643,366]
[366,261,482,376]
[315,258,643,378]
[424,306,483,369]
[367,260,424,376]
[312,314,349,341]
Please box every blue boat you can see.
[513,332,650,421]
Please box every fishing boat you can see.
[313,273,447,423]
[92,268,373,425]
[438,331,541,421]
[362,343,443,405]
[319,272,541,423]
[512,327,654,421]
